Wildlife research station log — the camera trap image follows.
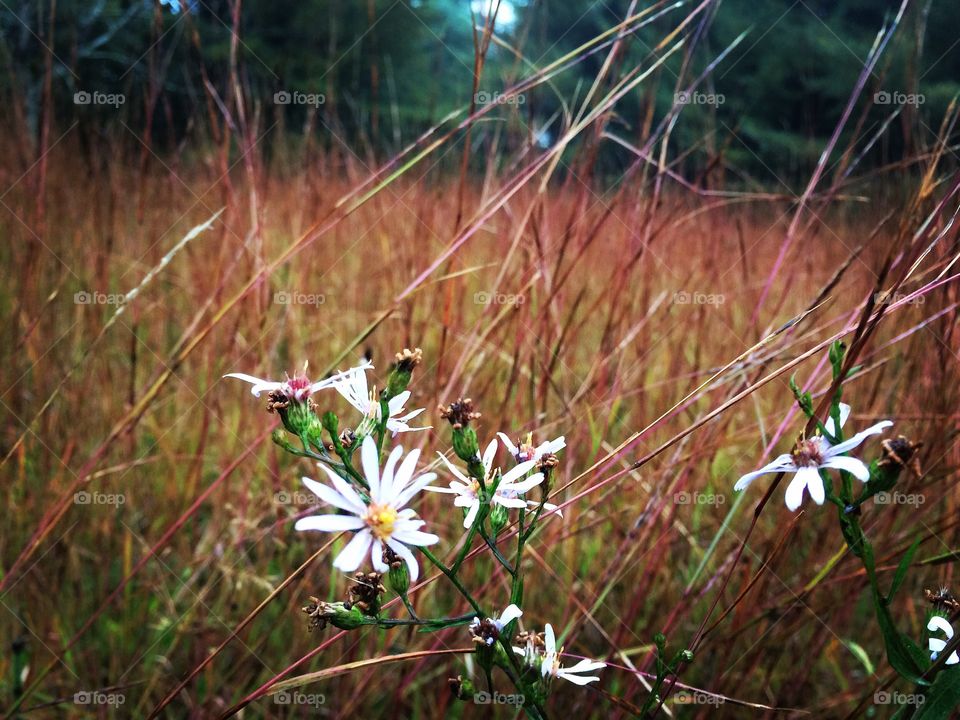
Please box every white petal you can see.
[360,436,382,501]
[437,452,470,484]
[558,669,602,686]
[825,403,851,436]
[928,616,955,637]
[386,537,421,582]
[806,469,825,505]
[734,454,797,492]
[387,390,411,415]
[310,362,373,393]
[497,432,519,456]
[500,473,544,494]
[828,420,893,455]
[482,439,498,476]
[316,465,367,513]
[223,373,281,397]
[544,623,557,654]
[371,539,389,573]
[462,500,481,529]
[500,459,538,485]
[333,530,373,571]
[391,528,439,547]
[498,604,523,626]
[379,445,405,501]
[533,501,563,517]
[393,472,438,509]
[564,659,606,673]
[821,455,870,481]
[784,468,815,511]
[392,448,422,498]
[294,515,365,532]
[301,476,361,513]
[493,496,527,509]
[541,436,566,454]
[424,485,461,494]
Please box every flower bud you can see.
[680,649,694,663]
[489,503,509,536]
[453,426,480,463]
[301,599,374,631]
[385,347,422,398]
[383,546,410,596]
[271,391,317,437]
[448,675,476,701]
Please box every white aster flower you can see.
[470,604,523,646]
[928,616,960,665]
[294,436,439,581]
[498,432,565,464]
[734,403,893,511]
[425,439,557,528]
[225,361,373,401]
[518,623,605,686]
[333,364,428,436]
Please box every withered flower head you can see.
[439,398,481,429]
[925,587,960,613]
[348,572,386,615]
[302,596,328,632]
[879,435,923,478]
[394,347,423,373]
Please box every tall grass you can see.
[1,1,959,718]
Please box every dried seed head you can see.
[348,572,385,615]
[439,398,481,429]
[302,596,328,632]
[470,617,502,646]
[339,428,357,450]
[925,587,960,613]
[537,452,560,471]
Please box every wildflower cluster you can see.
[226,349,604,717]
[734,341,959,714]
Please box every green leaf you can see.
[417,617,475,633]
[874,588,930,685]
[843,639,875,676]
[913,668,960,719]
[919,550,960,566]
[889,537,922,602]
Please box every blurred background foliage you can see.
[1,0,958,182]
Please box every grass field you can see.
[2,3,960,718]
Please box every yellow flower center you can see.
[365,503,398,540]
